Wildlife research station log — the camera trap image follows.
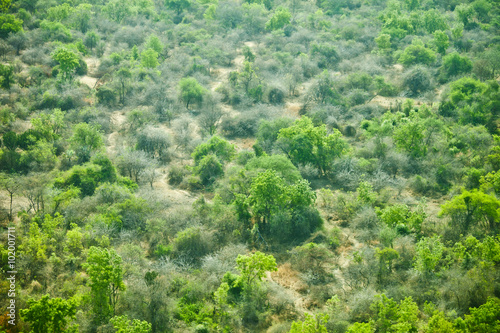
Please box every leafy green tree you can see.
[440,189,500,233]
[146,34,163,54]
[70,123,104,164]
[18,222,48,277]
[103,0,134,22]
[0,64,14,89]
[413,235,444,274]
[7,31,27,55]
[0,14,23,38]
[179,77,205,109]
[30,109,65,142]
[441,52,472,78]
[47,3,73,21]
[433,30,449,55]
[370,294,418,333]
[236,251,277,289]
[393,112,427,158]
[376,247,399,284]
[51,47,80,81]
[426,311,458,332]
[289,313,329,333]
[192,135,235,166]
[346,322,372,333]
[265,7,291,30]
[239,61,257,93]
[455,4,474,28]
[110,315,152,333]
[464,297,500,332]
[21,295,78,333]
[246,154,301,183]
[115,67,132,104]
[84,31,100,51]
[141,48,159,68]
[247,169,286,226]
[83,246,125,326]
[0,0,11,13]
[399,39,436,67]
[72,3,92,33]
[245,169,318,238]
[377,203,426,233]
[423,9,448,33]
[393,297,419,332]
[165,0,191,15]
[196,153,224,185]
[375,33,391,54]
[277,116,348,175]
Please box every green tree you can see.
[165,0,191,15]
[83,246,125,326]
[289,313,329,333]
[103,0,134,22]
[0,14,23,38]
[0,0,11,13]
[192,135,235,165]
[110,315,152,333]
[51,47,80,81]
[196,153,224,185]
[377,203,426,233]
[399,39,436,67]
[0,64,14,89]
[239,61,257,93]
[376,247,399,284]
[7,31,28,55]
[393,112,427,158]
[265,7,291,30]
[235,251,277,289]
[441,52,472,78]
[115,66,132,104]
[245,169,317,236]
[433,30,449,55]
[426,311,458,333]
[247,169,286,226]
[371,294,398,332]
[277,116,348,175]
[141,48,159,68]
[21,295,78,333]
[375,33,391,54]
[84,31,100,51]
[146,34,163,54]
[73,3,92,33]
[346,322,372,333]
[439,189,500,233]
[70,123,104,164]
[414,235,444,274]
[179,77,205,109]
[464,297,500,332]
[455,4,474,28]
[423,9,448,33]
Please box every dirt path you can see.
[266,266,311,315]
[79,57,101,89]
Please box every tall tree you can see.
[83,246,125,327]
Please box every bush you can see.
[168,165,188,185]
[267,87,285,104]
[172,227,214,265]
[403,66,432,96]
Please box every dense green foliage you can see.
[0,0,499,331]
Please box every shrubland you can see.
[0,0,500,331]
